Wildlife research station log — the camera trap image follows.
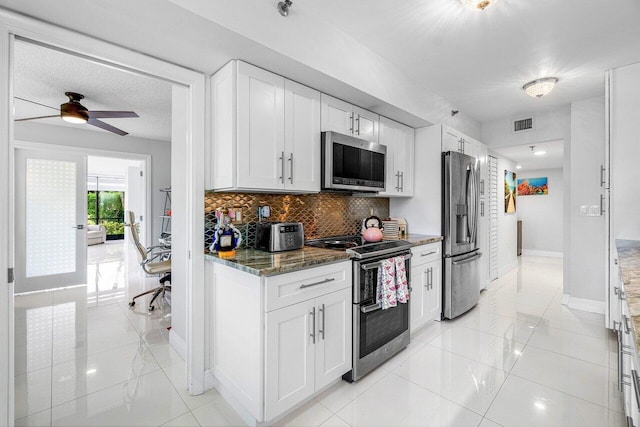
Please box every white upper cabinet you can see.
[209,60,320,193]
[284,80,321,193]
[321,94,379,142]
[237,61,285,190]
[378,116,414,197]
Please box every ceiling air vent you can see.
[513,117,533,133]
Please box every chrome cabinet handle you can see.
[279,151,285,183]
[428,267,433,290]
[400,172,404,192]
[72,225,84,229]
[396,171,400,191]
[360,303,381,313]
[421,251,437,257]
[310,307,316,344]
[288,153,294,184]
[600,194,606,215]
[624,315,632,334]
[600,165,606,187]
[355,116,360,135]
[299,278,335,289]
[349,113,354,134]
[480,200,485,217]
[319,304,325,340]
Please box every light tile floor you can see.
[15,254,624,426]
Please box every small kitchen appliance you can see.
[255,222,304,252]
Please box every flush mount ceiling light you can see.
[516,165,522,169]
[523,77,559,98]
[277,0,293,17]
[459,0,494,11]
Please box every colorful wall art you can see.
[505,170,516,213]
[517,177,549,196]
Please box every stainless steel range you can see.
[306,236,412,382]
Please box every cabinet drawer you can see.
[265,261,352,312]
[411,242,442,266]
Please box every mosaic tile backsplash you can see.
[204,192,390,249]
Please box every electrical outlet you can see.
[228,207,243,224]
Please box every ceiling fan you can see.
[15,92,139,136]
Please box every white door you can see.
[354,107,379,142]
[284,79,321,192]
[488,155,499,281]
[265,299,315,420]
[315,288,352,390]
[410,262,428,332]
[396,122,414,196]
[320,94,353,135]
[424,261,442,321]
[15,149,87,293]
[237,61,285,190]
[378,117,399,196]
[125,166,146,246]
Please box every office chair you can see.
[125,211,171,311]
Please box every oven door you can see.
[352,301,410,381]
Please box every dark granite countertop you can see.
[205,233,442,276]
[616,239,640,352]
[205,246,352,276]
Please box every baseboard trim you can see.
[169,330,187,361]
[565,295,606,314]
[498,261,518,277]
[522,249,563,258]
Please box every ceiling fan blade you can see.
[88,111,139,119]
[14,97,59,111]
[15,115,59,122]
[88,118,128,136]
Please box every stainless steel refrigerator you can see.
[442,151,482,319]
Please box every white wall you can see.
[15,122,171,244]
[568,97,606,303]
[517,168,563,255]
[496,154,518,275]
[87,156,142,178]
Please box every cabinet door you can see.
[424,260,442,321]
[321,94,353,135]
[410,262,429,333]
[284,80,321,192]
[395,122,414,196]
[442,127,462,153]
[354,106,379,142]
[237,62,285,190]
[314,288,352,390]
[378,117,400,196]
[265,299,316,420]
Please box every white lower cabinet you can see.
[410,242,442,332]
[265,287,351,420]
[209,260,352,424]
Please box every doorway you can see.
[5,26,204,419]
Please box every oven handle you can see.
[451,252,482,266]
[360,302,382,313]
[361,253,412,271]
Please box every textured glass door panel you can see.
[26,159,77,277]
[15,149,87,293]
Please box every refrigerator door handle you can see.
[452,252,482,266]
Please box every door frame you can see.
[15,141,153,248]
[0,10,206,426]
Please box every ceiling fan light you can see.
[523,77,558,98]
[60,100,88,124]
[459,0,494,11]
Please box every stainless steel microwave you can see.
[321,131,386,193]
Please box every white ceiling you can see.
[3,0,640,130]
[298,0,640,122]
[493,139,564,171]
[14,40,172,142]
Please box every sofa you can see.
[87,224,107,245]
